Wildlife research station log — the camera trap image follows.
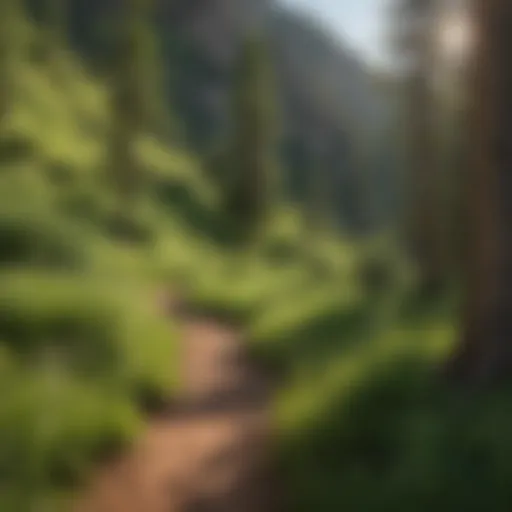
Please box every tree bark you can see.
[400,0,445,293]
[448,0,512,382]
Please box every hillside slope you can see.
[0,11,362,508]
[27,0,392,230]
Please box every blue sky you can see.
[279,0,389,67]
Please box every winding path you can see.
[74,298,278,512]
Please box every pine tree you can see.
[107,0,168,201]
[42,0,66,62]
[393,0,445,292]
[137,16,175,140]
[303,155,332,275]
[0,0,21,129]
[226,36,279,239]
[306,159,329,237]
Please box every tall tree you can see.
[305,127,333,234]
[133,9,175,140]
[225,36,279,239]
[42,0,66,62]
[393,0,445,291]
[300,138,330,270]
[107,0,168,201]
[437,64,470,277]
[448,0,512,381]
[0,0,22,129]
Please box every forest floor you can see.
[74,293,279,512]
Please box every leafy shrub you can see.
[0,273,179,399]
[274,312,512,512]
[0,133,37,163]
[102,207,158,245]
[0,271,179,506]
[357,245,413,297]
[0,354,141,507]
[0,212,89,269]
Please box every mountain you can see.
[27,0,393,231]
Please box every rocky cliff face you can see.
[181,0,271,65]
[165,0,387,146]
[164,1,390,229]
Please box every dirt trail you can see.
[74,300,278,512]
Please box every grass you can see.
[254,290,512,512]
[0,352,141,510]
[0,271,179,507]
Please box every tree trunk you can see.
[448,0,512,382]
[408,74,441,287]
[401,0,445,293]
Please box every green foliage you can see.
[0,272,179,506]
[0,10,190,505]
[0,0,22,125]
[37,0,68,72]
[107,0,171,201]
[223,36,280,237]
[0,350,141,509]
[0,4,501,512]
[0,272,179,399]
[273,312,512,511]
[0,212,88,268]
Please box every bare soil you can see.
[74,298,278,512]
